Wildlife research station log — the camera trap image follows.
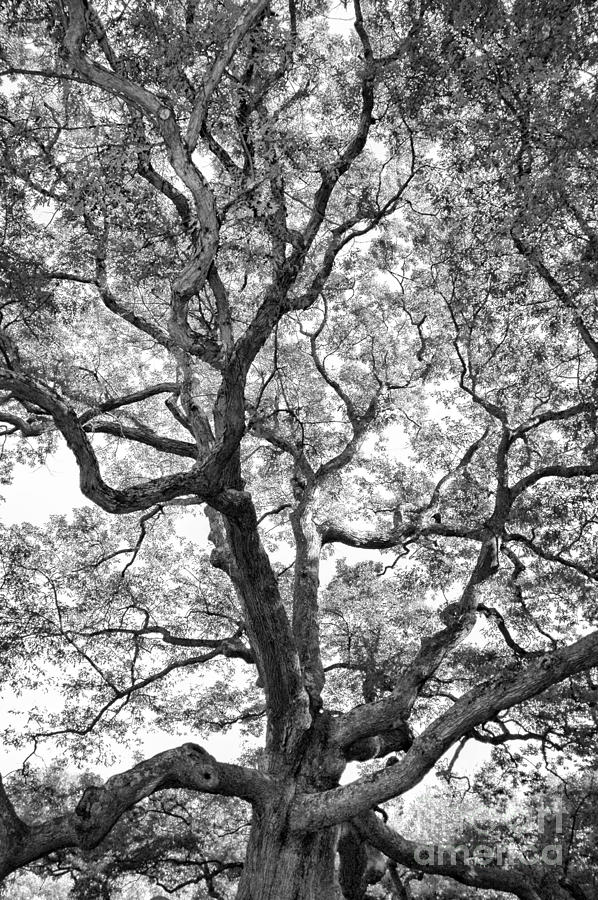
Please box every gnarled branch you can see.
[0,745,271,879]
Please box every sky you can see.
[1,444,86,525]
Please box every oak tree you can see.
[1,0,598,897]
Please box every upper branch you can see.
[62,0,222,339]
[186,0,269,151]
[195,3,382,481]
[511,227,598,362]
[93,238,174,353]
[510,458,598,499]
[511,401,592,438]
[302,308,383,480]
[505,531,598,583]
[62,0,164,119]
[0,383,198,459]
[321,427,490,549]
[80,624,255,665]
[0,369,245,516]
[78,383,180,424]
[320,519,481,549]
[447,300,509,425]
[84,422,197,459]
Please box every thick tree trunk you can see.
[235,710,346,900]
[236,798,338,900]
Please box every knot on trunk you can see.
[345,722,413,761]
[345,735,382,762]
[75,785,103,821]
[338,822,386,900]
[181,743,219,790]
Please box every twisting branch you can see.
[61,0,223,361]
[292,626,598,829]
[353,812,542,900]
[0,745,271,879]
[0,368,248,517]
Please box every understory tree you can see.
[1,0,598,897]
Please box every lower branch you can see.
[333,534,500,754]
[292,627,598,829]
[0,744,271,880]
[354,812,542,900]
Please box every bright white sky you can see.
[1,444,85,524]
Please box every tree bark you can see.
[237,797,338,900]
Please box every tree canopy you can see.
[1,0,598,898]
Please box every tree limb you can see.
[354,812,543,900]
[186,0,269,151]
[292,627,598,828]
[0,745,271,879]
[0,369,244,516]
[78,383,180,424]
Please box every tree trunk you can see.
[236,797,338,900]
[236,710,347,899]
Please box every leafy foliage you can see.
[1,1,598,899]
